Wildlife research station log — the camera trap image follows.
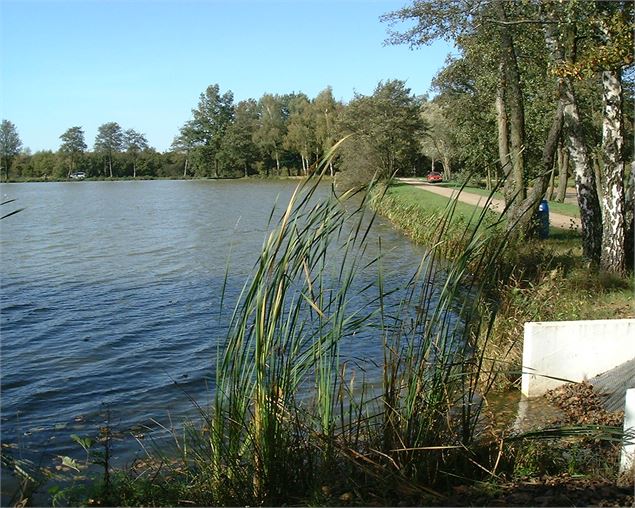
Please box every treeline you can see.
[0,120,187,181]
[0,81,433,182]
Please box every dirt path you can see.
[397,178,580,231]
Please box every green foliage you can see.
[419,100,458,178]
[94,122,124,177]
[337,80,426,187]
[1,119,23,180]
[59,126,87,176]
[552,1,634,80]
[313,87,341,163]
[283,93,317,174]
[219,98,261,177]
[123,128,149,177]
[94,122,123,155]
[188,84,235,177]
[253,93,288,176]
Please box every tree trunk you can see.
[183,157,189,178]
[108,156,113,178]
[547,157,556,201]
[133,160,137,179]
[274,148,280,175]
[495,0,526,217]
[563,81,603,263]
[511,101,564,235]
[555,142,569,202]
[544,17,601,262]
[592,154,604,204]
[599,68,626,274]
[442,154,452,181]
[624,163,634,271]
[495,70,511,196]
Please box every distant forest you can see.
[0,81,436,182]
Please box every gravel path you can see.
[397,178,581,231]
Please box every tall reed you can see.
[193,154,516,504]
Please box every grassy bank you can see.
[373,182,634,390]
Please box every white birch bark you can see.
[544,17,602,261]
[599,69,626,273]
[562,82,602,262]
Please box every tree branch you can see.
[483,17,557,25]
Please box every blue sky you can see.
[1,0,454,153]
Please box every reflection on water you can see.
[481,390,564,437]
[1,179,434,472]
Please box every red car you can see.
[427,171,443,183]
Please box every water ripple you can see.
[0,180,429,468]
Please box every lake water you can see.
[0,179,431,476]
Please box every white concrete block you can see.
[620,388,635,485]
[521,319,635,398]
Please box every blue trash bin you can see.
[537,199,549,239]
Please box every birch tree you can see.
[419,101,458,180]
[94,122,123,178]
[59,126,87,177]
[124,129,149,178]
[171,122,198,178]
[284,94,316,175]
[544,0,633,270]
[313,87,341,176]
[254,94,286,176]
[595,3,632,274]
[189,84,235,177]
[220,99,260,177]
[0,120,22,181]
[338,80,426,187]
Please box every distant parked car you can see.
[70,172,86,180]
[427,171,443,183]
